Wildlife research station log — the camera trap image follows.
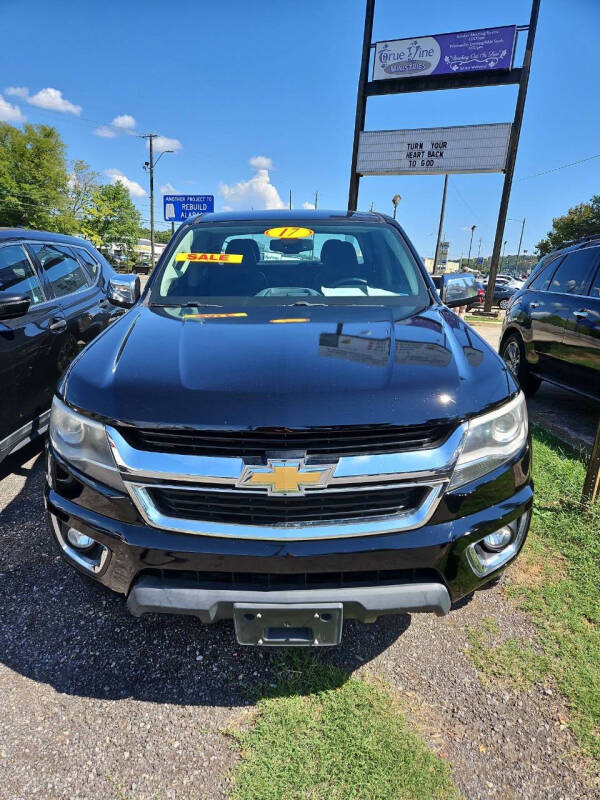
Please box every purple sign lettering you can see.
[373,26,517,81]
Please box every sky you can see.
[1,0,599,263]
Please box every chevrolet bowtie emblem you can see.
[236,459,337,496]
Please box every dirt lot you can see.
[0,442,595,800]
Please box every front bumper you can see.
[46,442,532,621]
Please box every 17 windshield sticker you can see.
[264,226,314,239]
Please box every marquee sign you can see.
[357,123,512,176]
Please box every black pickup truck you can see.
[46,211,531,646]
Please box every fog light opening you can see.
[466,513,530,578]
[482,525,513,552]
[66,527,95,551]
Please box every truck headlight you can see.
[449,392,528,490]
[49,396,123,490]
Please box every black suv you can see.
[46,211,532,647]
[500,236,600,400]
[0,229,138,464]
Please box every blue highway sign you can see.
[163,195,214,222]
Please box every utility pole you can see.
[348,0,376,210]
[314,190,318,210]
[141,133,173,269]
[467,224,477,266]
[433,175,449,275]
[484,0,541,311]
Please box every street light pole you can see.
[141,133,173,269]
[467,224,477,266]
[515,217,526,271]
[433,174,448,275]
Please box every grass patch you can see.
[467,626,551,689]
[229,653,461,800]
[467,427,600,762]
[465,313,502,324]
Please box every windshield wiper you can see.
[150,302,224,308]
[286,301,328,307]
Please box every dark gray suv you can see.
[500,236,600,400]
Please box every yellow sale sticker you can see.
[175,252,243,264]
[264,226,314,239]
[183,312,248,320]
[269,317,310,324]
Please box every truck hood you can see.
[63,304,512,429]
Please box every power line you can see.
[517,152,600,181]
[448,179,481,225]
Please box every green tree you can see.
[0,122,75,231]
[536,196,600,255]
[67,159,100,220]
[138,225,173,244]
[81,182,141,261]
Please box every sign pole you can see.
[582,417,600,505]
[484,0,541,311]
[433,174,448,275]
[348,0,376,211]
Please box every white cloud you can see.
[302,201,316,210]
[105,168,146,198]
[160,182,178,194]
[0,94,26,122]
[112,114,136,130]
[249,155,273,170]
[149,135,182,154]
[219,157,285,211]
[94,114,137,138]
[24,87,82,115]
[5,86,28,98]
[93,125,117,138]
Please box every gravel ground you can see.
[0,444,596,800]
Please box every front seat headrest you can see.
[225,238,260,265]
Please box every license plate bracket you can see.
[233,602,343,646]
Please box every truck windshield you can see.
[150,221,430,306]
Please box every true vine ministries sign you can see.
[356,123,512,176]
[372,26,517,80]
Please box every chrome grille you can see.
[148,484,427,526]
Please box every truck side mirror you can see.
[108,275,140,308]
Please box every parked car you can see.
[133,261,151,275]
[46,210,531,647]
[0,229,139,464]
[482,278,517,309]
[500,235,600,400]
[475,280,485,306]
[492,283,518,309]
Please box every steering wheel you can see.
[329,277,368,288]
